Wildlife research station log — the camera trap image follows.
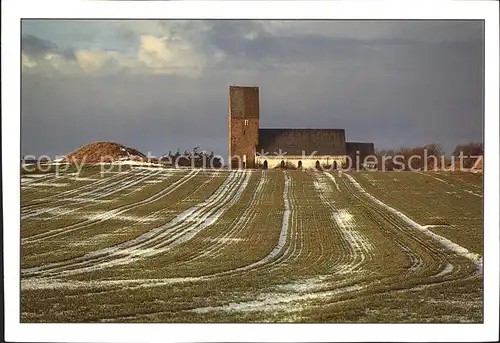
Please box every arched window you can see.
[280,160,285,169]
[298,161,302,169]
[333,161,337,170]
[315,160,321,170]
[263,160,268,169]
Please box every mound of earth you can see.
[63,141,147,164]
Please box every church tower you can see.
[228,85,260,168]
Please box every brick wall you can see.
[228,86,260,168]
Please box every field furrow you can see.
[22,170,249,276]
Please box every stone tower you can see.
[228,85,259,168]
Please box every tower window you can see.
[244,119,249,126]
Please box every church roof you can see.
[257,128,346,156]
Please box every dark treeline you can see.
[375,142,483,171]
[451,142,483,168]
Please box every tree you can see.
[452,142,483,157]
[375,143,445,171]
[452,142,483,168]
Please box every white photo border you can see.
[2,1,499,342]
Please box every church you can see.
[228,85,374,169]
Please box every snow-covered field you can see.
[20,167,483,323]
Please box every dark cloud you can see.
[206,21,372,63]
[22,34,76,60]
[22,34,58,55]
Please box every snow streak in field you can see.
[21,170,136,216]
[192,284,365,314]
[27,182,70,187]
[420,172,483,198]
[23,170,251,277]
[24,170,127,201]
[227,171,291,272]
[464,190,482,198]
[22,169,195,243]
[191,170,269,261]
[395,242,423,271]
[21,174,60,187]
[316,172,373,273]
[324,172,340,191]
[22,174,53,181]
[432,263,454,278]
[427,174,449,185]
[344,173,483,272]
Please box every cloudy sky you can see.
[21,20,484,157]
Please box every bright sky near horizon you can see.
[21,20,484,157]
